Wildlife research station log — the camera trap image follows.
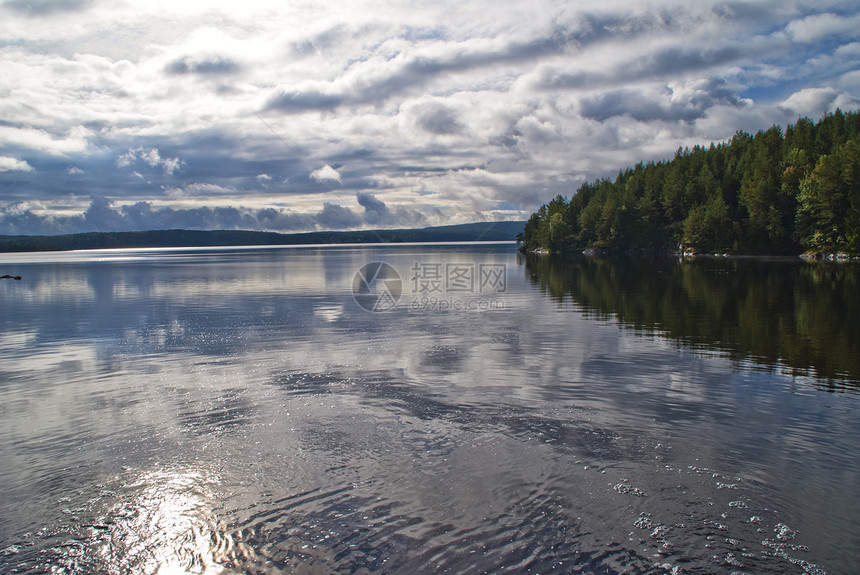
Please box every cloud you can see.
[840,70,860,89]
[356,191,391,224]
[162,182,236,199]
[0,156,34,172]
[779,87,859,118]
[316,202,362,228]
[265,8,744,115]
[1,1,859,234]
[0,193,431,235]
[166,56,241,75]
[835,42,860,59]
[414,103,463,135]
[2,0,93,16]
[161,157,182,176]
[786,13,860,43]
[0,126,89,156]
[117,147,183,175]
[579,78,745,122]
[266,90,345,113]
[532,45,745,93]
[82,195,127,231]
[265,25,586,113]
[309,164,343,184]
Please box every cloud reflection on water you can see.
[1,245,858,573]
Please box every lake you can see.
[0,244,858,574]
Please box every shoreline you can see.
[520,246,859,262]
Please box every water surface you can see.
[1,245,858,574]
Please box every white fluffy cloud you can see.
[781,87,860,118]
[309,165,343,184]
[786,12,860,43]
[0,0,859,233]
[117,147,183,175]
[0,126,89,156]
[0,156,34,173]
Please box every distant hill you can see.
[0,221,525,252]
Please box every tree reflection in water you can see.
[522,253,860,392]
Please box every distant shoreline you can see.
[0,222,525,253]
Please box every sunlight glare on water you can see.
[91,469,232,575]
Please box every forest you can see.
[517,109,860,256]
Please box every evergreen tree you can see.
[516,110,860,256]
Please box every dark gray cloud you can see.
[267,9,731,114]
[416,104,463,134]
[316,202,362,229]
[83,195,127,231]
[2,0,92,16]
[166,56,241,75]
[0,193,428,235]
[266,91,345,112]
[255,207,316,230]
[537,46,745,92]
[354,191,428,227]
[630,46,744,78]
[356,191,389,223]
[266,19,620,114]
[580,79,743,122]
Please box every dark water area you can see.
[0,245,858,574]
[523,253,860,393]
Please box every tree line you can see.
[518,110,860,256]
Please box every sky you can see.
[1,0,859,235]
